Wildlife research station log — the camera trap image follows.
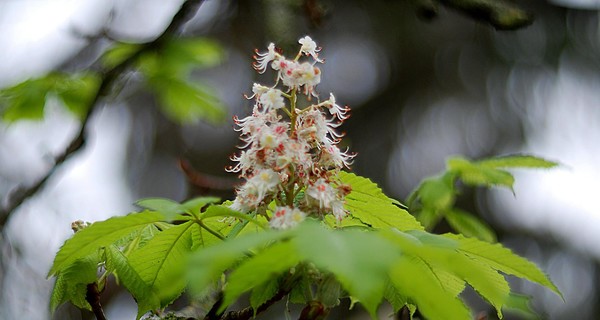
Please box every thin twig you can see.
[0,0,205,228]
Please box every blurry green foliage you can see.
[0,73,100,122]
[407,155,559,241]
[0,37,226,124]
[105,37,227,124]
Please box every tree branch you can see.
[0,0,205,228]
[86,282,107,320]
[437,0,533,30]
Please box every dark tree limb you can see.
[437,0,533,30]
[179,159,239,191]
[0,0,205,229]
[86,282,107,320]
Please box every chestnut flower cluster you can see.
[227,36,355,229]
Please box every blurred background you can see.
[1,0,599,319]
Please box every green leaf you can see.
[477,155,558,169]
[222,241,300,311]
[191,219,228,249]
[128,221,195,316]
[503,293,540,320]
[446,234,562,298]
[445,209,497,242]
[0,73,100,122]
[250,277,281,315]
[135,198,186,220]
[383,281,408,313]
[383,230,469,297]
[390,256,472,320]
[394,230,509,316]
[317,274,342,307]
[54,73,100,119]
[182,196,221,213]
[161,37,223,72]
[449,253,510,318]
[289,275,311,304]
[136,198,183,214]
[149,76,226,124]
[50,253,100,313]
[188,229,287,295]
[201,205,266,229]
[104,245,159,318]
[49,211,165,277]
[418,176,455,211]
[415,207,442,231]
[293,223,399,317]
[102,42,143,69]
[447,157,514,188]
[338,172,423,231]
[1,77,50,121]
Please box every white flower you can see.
[324,93,350,120]
[259,88,285,112]
[298,36,323,62]
[253,43,279,73]
[230,183,261,213]
[320,141,355,169]
[306,178,337,209]
[230,37,356,225]
[247,169,280,200]
[247,83,270,99]
[298,62,321,92]
[270,206,306,229]
[331,200,347,221]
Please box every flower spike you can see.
[229,36,354,228]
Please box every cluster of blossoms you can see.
[228,36,355,229]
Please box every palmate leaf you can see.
[188,229,288,295]
[293,223,400,317]
[446,234,562,298]
[384,230,510,318]
[221,241,301,311]
[49,211,165,277]
[189,221,560,319]
[104,245,159,317]
[191,220,226,250]
[136,196,221,221]
[128,221,195,318]
[250,276,281,315]
[338,172,423,231]
[390,256,472,320]
[50,253,100,313]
